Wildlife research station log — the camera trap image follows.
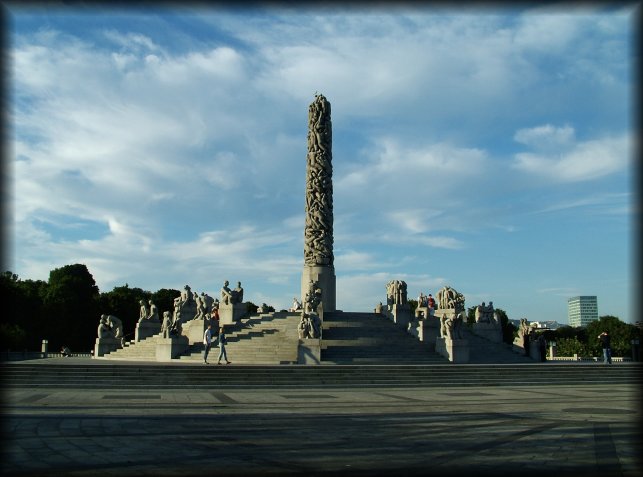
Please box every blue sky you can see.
[5,4,638,324]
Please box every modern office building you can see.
[567,296,598,327]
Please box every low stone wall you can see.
[1,351,93,361]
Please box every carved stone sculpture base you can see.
[389,304,411,328]
[472,322,503,343]
[181,318,208,345]
[297,338,321,364]
[218,303,246,326]
[435,337,469,363]
[93,338,122,357]
[417,316,441,349]
[135,320,161,342]
[414,306,434,319]
[433,309,456,320]
[155,335,189,361]
[301,265,336,313]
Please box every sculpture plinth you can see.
[302,94,336,312]
[94,337,121,357]
[135,320,161,342]
[435,337,470,363]
[218,302,246,325]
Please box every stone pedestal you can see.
[415,306,435,319]
[155,335,189,361]
[435,337,469,363]
[529,340,542,361]
[135,320,161,342]
[472,322,503,343]
[390,304,411,328]
[301,265,336,313]
[218,303,246,326]
[418,316,441,349]
[94,338,122,357]
[181,318,208,345]
[298,338,321,364]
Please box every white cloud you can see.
[514,124,575,149]
[513,132,631,182]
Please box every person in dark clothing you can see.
[598,331,612,364]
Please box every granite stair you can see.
[321,311,447,364]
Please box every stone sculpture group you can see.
[304,94,334,268]
[299,279,323,339]
[435,286,465,312]
[386,280,408,307]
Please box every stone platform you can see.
[2,359,641,477]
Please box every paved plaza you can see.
[1,361,641,477]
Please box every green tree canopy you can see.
[43,264,100,351]
[98,284,151,341]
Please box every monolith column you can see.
[301,93,336,312]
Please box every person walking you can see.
[203,323,213,364]
[217,327,231,365]
[598,331,612,364]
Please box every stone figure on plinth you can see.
[475,301,495,324]
[161,311,173,337]
[136,297,163,342]
[181,285,193,303]
[386,280,408,308]
[95,314,123,357]
[138,300,148,324]
[98,315,114,339]
[233,282,244,304]
[147,300,159,322]
[105,315,124,342]
[218,280,247,325]
[435,286,465,313]
[385,280,411,327]
[436,311,469,363]
[301,93,336,312]
[221,280,233,305]
[291,298,302,312]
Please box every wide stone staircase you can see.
[99,334,164,361]
[3,361,641,389]
[462,327,534,364]
[321,311,447,364]
[179,311,301,364]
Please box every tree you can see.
[150,288,181,319]
[0,323,27,350]
[1,271,49,350]
[555,336,592,357]
[493,308,515,345]
[43,264,100,351]
[98,284,151,341]
[586,316,640,357]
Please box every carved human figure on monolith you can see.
[301,93,336,312]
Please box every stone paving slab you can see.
[1,380,641,477]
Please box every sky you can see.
[4,3,639,324]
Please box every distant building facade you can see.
[568,296,598,327]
